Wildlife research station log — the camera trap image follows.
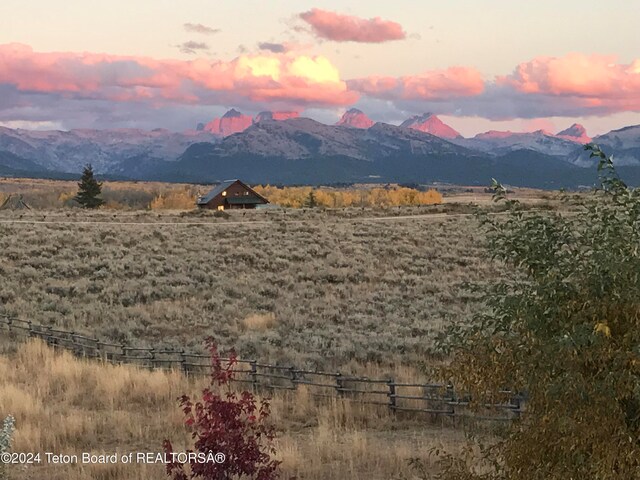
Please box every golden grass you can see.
[0,340,465,480]
[241,312,278,331]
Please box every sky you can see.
[0,0,639,136]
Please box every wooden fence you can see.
[0,315,525,421]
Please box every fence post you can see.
[511,391,526,417]
[47,329,57,348]
[289,367,298,390]
[387,379,397,412]
[445,383,455,401]
[250,360,258,392]
[336,373,344,396]
[180,349,187,374]
[149,348,156,369]
[70,331,77,356]
[28,321,34,338]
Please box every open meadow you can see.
[0,338,468,480]
[0,178,575,371]
[0,207,492,369]
[0,178,576,480]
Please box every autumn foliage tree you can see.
[164,339,280,480]
[431,145,640,479]
[253,185,442,208]
[150,187,198,210]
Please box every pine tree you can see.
[304,190,318,208]
[74,164,104,209]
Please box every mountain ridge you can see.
[1,111,639,189]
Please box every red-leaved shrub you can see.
[163,339,280,480]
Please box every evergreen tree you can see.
[304,190,318,208]
[74,164,104,209]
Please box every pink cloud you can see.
[0,43,357,108]
[299,9,406,43]
[498,53,640,111]
[348,66,485,100]
[2,44,640,129]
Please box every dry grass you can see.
[0,339,198,479]
[242,312,278,331]
[0,206,497,370]
[0,340,466,480]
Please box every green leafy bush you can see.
[433,145,640,479]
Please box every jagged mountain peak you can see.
[556,123,591,144]
[336,108,374,129]
[203,109,253,137]
[558,123,587,135]
[254,111,300,123]
[203,109,302,136]
[399,113,462,139]
[409,112,436,121]
[222,108,243,118]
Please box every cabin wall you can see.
[200,197,224,210]
[200,181,267,210]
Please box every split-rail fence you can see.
[0,315,525,422]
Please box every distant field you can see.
[0,176,561,209]
[0,207,499,370]
[0,177,574,370]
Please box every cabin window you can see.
[222,191,227,196]
[217,205,224,211]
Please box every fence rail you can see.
[0,315,525,421]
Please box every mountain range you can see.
[1,108,640,188]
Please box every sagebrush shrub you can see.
[0,415,15,480]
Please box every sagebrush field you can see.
[0,207,493,369]
[0,179,567,371]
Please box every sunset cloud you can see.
[258,42,287,53]
[183,23,220,35]
[350,55,640,121]
[348,67,485,100]
[0,43,356,109]
[299,9,406,43]
[497,53,640,112]
[177,41,209,54]
[1,43,639,130]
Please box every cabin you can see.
[196,179,269,210]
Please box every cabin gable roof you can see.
[197,179,268,206]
